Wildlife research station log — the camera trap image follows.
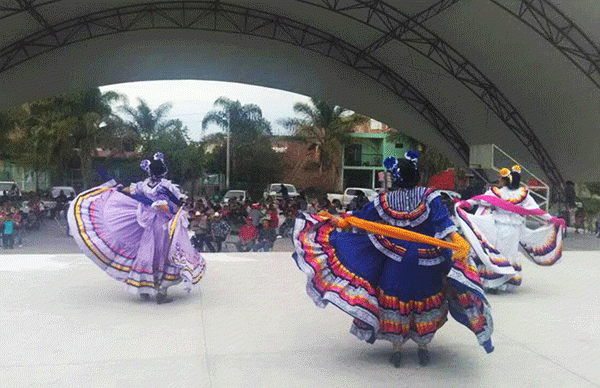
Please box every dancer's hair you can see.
[149,159,167,178]
[499,165,522,190]
[140,152,168,179]
[509,167,521,190]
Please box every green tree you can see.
[3,89,126,190]
[7,98,75,190]
[68,88,125,189]
[145,119,205,185]
[280,98,368,188]
[119,98,178,143]
[202,97,274,189]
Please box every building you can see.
[0,159,51,193]
[342,119,416,190]
[273,119,417,193]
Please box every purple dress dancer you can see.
[67,153,206,304]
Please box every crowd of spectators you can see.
[0,187,75,248]
[186,190,309,253]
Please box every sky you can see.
[99,80,312,141]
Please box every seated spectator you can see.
[249,203,263,227]
[207,212,231,252]
[267,204,279,229]
[278,204,298,238]
[190,211,209,252]
[318,198,338,215]
[253,217,277,252]
[348,190,368,211]
[236,216,258,252]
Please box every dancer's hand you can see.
[450,232,470,264]
[331,216,350,228]
[156,203,170,213]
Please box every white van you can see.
[0,181,20,197]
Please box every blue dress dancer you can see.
[293,151,493,367]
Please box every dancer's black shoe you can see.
[156,293,173,304]
[418,348,430,366]
[390,352,402,368]
[140,293,151,301]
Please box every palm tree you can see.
[280,98,368,187]
[201,97,272,189]
[119,98,178,143]
[68,88,126,188]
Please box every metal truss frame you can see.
[0,0,471,165]
[298,0,564,190]
[491,0,600,90]
[0,0,62,21]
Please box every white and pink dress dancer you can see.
[68,152,206,304]
[455,166,564,292]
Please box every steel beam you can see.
[354,0,461,58]
[298,0,564,190]
[491,0,600,89]
[0,1,471,165]
[0,0,62,21]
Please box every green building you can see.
[341,130,416,189]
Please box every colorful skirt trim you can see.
[292,213,493,352]
[456,205,562,290]
[68,181,205,295]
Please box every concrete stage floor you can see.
[1,240,600,387]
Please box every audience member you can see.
[207,212,231,252]
[253,217,277,252]
[236,216,258,252]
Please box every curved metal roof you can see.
[1,0,599,185]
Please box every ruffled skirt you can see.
[292,213,493,352]
[455,207,562,291]
[68,181,206,295]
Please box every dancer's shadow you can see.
[339,344,476,371]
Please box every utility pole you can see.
[226,125,230,190]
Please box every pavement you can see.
[1,220,600,387]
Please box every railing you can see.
[470,144,550,215]
[344,152,383,167]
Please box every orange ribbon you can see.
[320,212,462,251]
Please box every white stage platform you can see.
[1,250,599,387]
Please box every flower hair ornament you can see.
[139,159,151,174]
[511,165,522,174]
[383,156,402,184]
[499,167,512,184]
[404,150,419,167]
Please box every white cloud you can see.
[99,80,312,141]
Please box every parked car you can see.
[327,187,378,208]
[0,180,21,199]
[222,189,250,204]
[263,183,299,200]
[50,186,76,199]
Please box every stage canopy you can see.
[1,0,599,186]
